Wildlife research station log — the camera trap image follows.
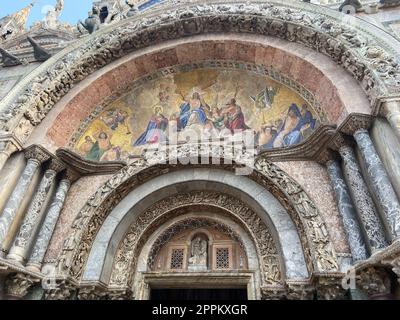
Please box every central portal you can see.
[150,288,248,300]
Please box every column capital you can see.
[0,133,23,153]
[356,267,392,298]
[24,145,51,164]
[339,113,373,136]
[77,285,107,300]
[315,276,347,300]
[63,168,80,183]
[316,149,339,165]
[329,133,353,151]
[48,158,66,173]
[44,279,75,300]
[5,272,40,299]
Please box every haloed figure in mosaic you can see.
[74,69,320,161]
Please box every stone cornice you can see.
[0,133,23,151]
[338,113,373,136]
[259,125,336,162]
[56,148,127,176]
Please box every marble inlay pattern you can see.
[326,160,368,261]
[274,160,350,254]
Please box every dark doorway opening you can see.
[150,288,248,300]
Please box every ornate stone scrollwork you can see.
[56,153,338,284]
[109,192,282,288]
[1,1,399,146]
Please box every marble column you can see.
[326,159,368,261]
[26,178,70,272]
[353,129,400,241]
[339,145,387,253]
[0,158,42,254]
[6,159,64,263]
[382,100,400,142]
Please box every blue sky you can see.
[0,0,93,26]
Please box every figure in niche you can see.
[133,105,168,146]
[188,236,208,271]
[86,131,112,161]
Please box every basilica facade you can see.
[0,0,400,300]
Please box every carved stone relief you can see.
[1,1,399,147]
[55,152,338,285]
[108,193,281,288]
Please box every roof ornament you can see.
[27,36,52,62]
[0,47,22,67]
[44,0,64,29]
[0,2,35,42]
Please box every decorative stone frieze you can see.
[1,1,400,147]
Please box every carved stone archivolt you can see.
[1,1,400,146]
[56,153,339,285]
[108,194,282,289]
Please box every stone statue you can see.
[188,236,207,270]
[77,6,101,34]
[44,0,64,29]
